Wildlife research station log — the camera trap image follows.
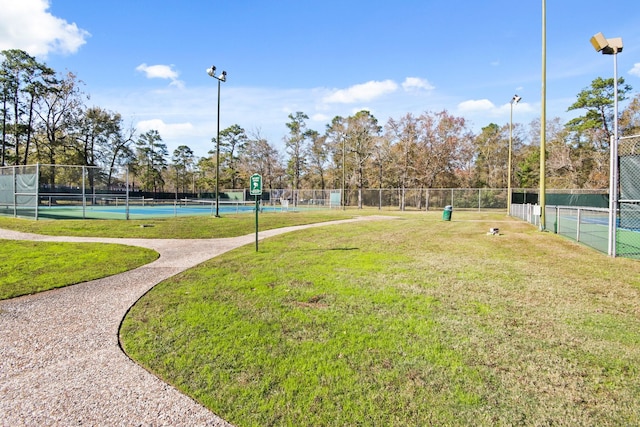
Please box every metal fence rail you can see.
[618,135,640,258]
[552,206,610,254]
[511,203,640,260]
[512,203,610,255]
[510,203,541,227]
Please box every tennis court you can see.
[554,207,640,259]
[34,198,286,220]
[0,164,307,220]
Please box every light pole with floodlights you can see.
[507,94,521,216]
[206,65,227,218]
[590,32,623,257]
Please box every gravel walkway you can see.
[0,218,381,426]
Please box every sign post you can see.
[250,174,262,251]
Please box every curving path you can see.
[0,217,383,426]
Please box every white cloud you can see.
[136,63,184,88]
[137,119,194,140]
[322,80,398,104]
[455,98,534,126]
[402,77,434,92]
[311,113,330,122]
[0,0,89,57]
[630,63,640,77]
[457,99,496,113]
[136,63,178,80]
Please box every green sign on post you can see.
[250,174,262,196]
[250,174,262,251]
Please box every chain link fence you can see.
[618,134,640,258]
[509,134,640,260]
[261,188,508,211]
[1,164,118,219]
[0,164,39,219]
[342,188,507,210]
[1,166,512,219]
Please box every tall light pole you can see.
[590,32,623,257]
[508,94,521,216]
[539,0,546,231]
[342,136,346,210]
[207,65,227,218]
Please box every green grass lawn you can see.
[0,210,371,300]
[0,240,158,299]
[0,210,360,239]
[120,212,640,426]
[0,210,364,300]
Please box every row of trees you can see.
[3,49,640,205]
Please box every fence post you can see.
[35,163,39,220]
[125,168,130,220]
[576,208,581,242]
[12,166,17,218]
[82,166,86,219]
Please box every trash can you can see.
[443,205,452,221]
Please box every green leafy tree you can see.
[566,76,632,150]
[215,124,247,189]
[305,129,329,190]
[75,107,122,167]
[324,116,348,201]
[135,129,168,193]
[516,146,540,189]
[172,145,195,194]
[472,123,507,188]
[195,156,217,194]
[284,112,311,203]
[0,49,55,165]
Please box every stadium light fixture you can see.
[591,32,623,257]
[207,65,227,217]
[590,32,623,55]
[507,94,521,216]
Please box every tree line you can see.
[3,48,639,205]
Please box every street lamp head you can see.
[591,32,623,55]
[511,94,522,105]
[207,66,227,82]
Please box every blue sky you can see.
[2,0,640,158]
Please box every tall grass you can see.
[121,212,640,426]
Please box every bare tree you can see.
[240,129,284,192]
[34,72,85,185]
[345,110,381,209]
